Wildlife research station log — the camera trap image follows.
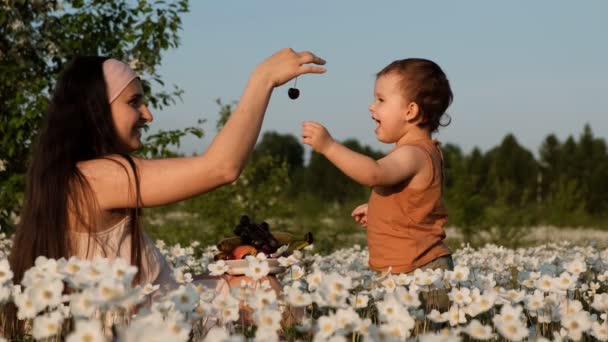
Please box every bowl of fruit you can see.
[215,215,313,275]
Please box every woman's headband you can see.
[102,59,138,103]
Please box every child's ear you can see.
[404,102,421,123]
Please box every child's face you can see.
[368,73,411,144]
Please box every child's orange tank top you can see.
[366,138,451,273]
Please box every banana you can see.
[280,232,314,254]
[271,232,295,245]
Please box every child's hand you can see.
[301,121,335,154]
[351,203,368,228]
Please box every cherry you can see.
[288,87,300,99]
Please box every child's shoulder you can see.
[395,139,441,156]
[383,144,428,171]
[389,141,433,159]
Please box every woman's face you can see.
[110,79,153,152]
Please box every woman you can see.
[3,48,326,336]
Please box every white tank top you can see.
[69,216,177,292]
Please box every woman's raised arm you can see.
[80,48,326,209]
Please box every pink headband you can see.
[102,59,138,103]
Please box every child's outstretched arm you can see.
[302,121,427,187]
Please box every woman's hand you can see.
[351,203,369,228]
[253,48,326,88]
[301,121,335,154]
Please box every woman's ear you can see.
[404,102,421,123]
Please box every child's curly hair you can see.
[377,58,453,132]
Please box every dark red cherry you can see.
[288,88,300,99]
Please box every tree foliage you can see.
[0,0,190,229]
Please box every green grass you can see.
[143,194,608,254]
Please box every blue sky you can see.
[152,1,607,158]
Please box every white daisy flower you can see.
[212,292,239,312]
[591,293,608,312]
[255,308,282,332]
[141,283,160,296]
[414,269,439,287]
[287,286,312,307]
[561,311,592,341]
[111,257,138,285]
[535,274,555,293]
[451,265,470,283]
[165,318,191,340]
[348,293,369,309]
[169,284,199,312]
[323,272,352,297]
[418,329,459,342]
[14,290,39,319]
[193,299,214,318]
[495,319,528,341]
[449,287,472,306]
[492,304,524,327]
[32,279,64,310]
[0,286,10,303]
[208,260,229,276]
[277,254,299,267]
[34,256,60,275]
[254,327,279,342]
[447,305,467,326]
[306,269,323,291]
[564,258,587,275]
[0,259,13,285]
[70,291,97,318]
[555,271,577,292]
[355,317,373,337]
[249,288,277,310]
[376,294,408,323]
[66,320,105,342]
[32,310,64,340]
[395,286,421,308]
[590,320,608,341]
[525,289,545,312]
[559,299,583,317]
[427,309,448,323]
[290,265,305,281]
[202,327,230,341]
[219,305,240,323]
[503,289,526,303]
[395,273,411,286]
[464,319,494,340]
[381,275,397,293]
[244,258,269,281]
[334,307,361,333]
[316,315,337,340]
[378,320,412,340]
[97,278,126,304]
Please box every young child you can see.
[302,58,454,275]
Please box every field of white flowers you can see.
[1,229,607,341]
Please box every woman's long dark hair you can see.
[2,57,145,337]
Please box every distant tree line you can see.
[252,124,608,231]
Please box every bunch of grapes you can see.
[233,215,281,254]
